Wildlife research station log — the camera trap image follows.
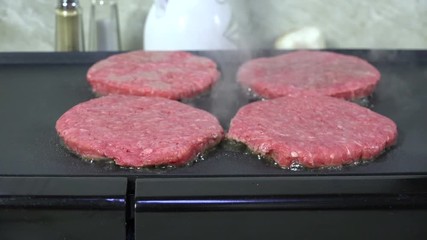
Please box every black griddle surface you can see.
[0,50,426,177]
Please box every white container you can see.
[144,0,238,51]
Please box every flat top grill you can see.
[0,50,426,177]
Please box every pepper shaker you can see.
[55,0,85,51]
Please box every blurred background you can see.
[0,0,426,51]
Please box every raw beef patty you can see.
[237,51,381,100]
[87,51,220,100]
[56,95,224,167]
[227,96,397,168]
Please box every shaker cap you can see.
[58,0,80,9]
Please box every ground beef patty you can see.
[237,51,381,100]
[227,96,397,168]
[56,95,224,167]
[87,51,220,100]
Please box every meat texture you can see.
[87,51,220,100]
[237,51,381,100]
[227,95,397,168]
[56,95,224,167]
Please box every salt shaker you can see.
[89,0,121,51]
[55,0,85,51]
